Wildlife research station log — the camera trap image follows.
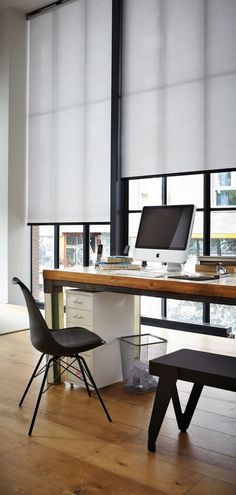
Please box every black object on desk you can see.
[148,349,236,452]
[167,273,220,281]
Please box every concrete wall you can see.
[0,8,30,305]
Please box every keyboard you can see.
[110,269,164,278]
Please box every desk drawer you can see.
[66,292,92,311]
[66,307,92,327]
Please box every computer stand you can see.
[165,262,183,273]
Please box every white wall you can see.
[0,8,30,304]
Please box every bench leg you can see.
[148,368,178,452]
[172,383,203,432]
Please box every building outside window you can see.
[212,172,236,207]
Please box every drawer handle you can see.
[74,314,83,319]
[73,299,83,304]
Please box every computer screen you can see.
[133,204,196,272]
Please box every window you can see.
[89,225,110,264]
[29,2,236,337]
[211,211,236,256]
[28,0,112,225]
[167,300,203,324]
[128,170,236,331]
[211,171,236,207]
[167,175,203,208]
[129,178,162,210]
[59,226,84,269]
[32,223,110,302]
[121,1,236,179]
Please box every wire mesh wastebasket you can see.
[119,333,167,394]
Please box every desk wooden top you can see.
[43,267,236,305]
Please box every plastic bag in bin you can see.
[125,361,157,394]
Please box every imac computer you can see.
[133,204,196,273]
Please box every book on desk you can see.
[195,255,236,274]
[100,256,134,263]
[96,262,141,270]
[96,256,141,270]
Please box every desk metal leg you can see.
[44,291,64,383]
[172,383,203,432]
[148,368,178,452]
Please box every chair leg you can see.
[28,356,54,436]
[19,353,45,407]
[78,355,112,423]
[76,356,91,397]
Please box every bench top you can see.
[149,348,236,392]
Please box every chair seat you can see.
[52,326,104,355]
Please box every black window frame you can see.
[126,169,236,336]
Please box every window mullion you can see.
[54,225,60,269]
[83,224,90,267]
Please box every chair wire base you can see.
[19,352,112,436]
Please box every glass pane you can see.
[141,296,162,318]
[211,171,236,207]
[128,212,141,256]
[167,174,203,208]
[90,224,110,264]
[167,299,203,323]
[59,225,83,268]
[129,178,162,210]
[210,211,236,255]
[210,304,236,334]
[32,225,54,302]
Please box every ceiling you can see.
[0,1,51,14]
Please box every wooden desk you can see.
[43,268,236,384]
[43,266,236,334]
[44,266,236,305]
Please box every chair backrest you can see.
[12,277,58,354]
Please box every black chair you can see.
[12,277,111,435]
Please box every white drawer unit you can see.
[65,289,140,389]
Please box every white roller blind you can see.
[122,0,236,178]
[28,0,111,223]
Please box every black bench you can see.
[148,348,236,452]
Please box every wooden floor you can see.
[0,303,29,335]
[0,327,235,495]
